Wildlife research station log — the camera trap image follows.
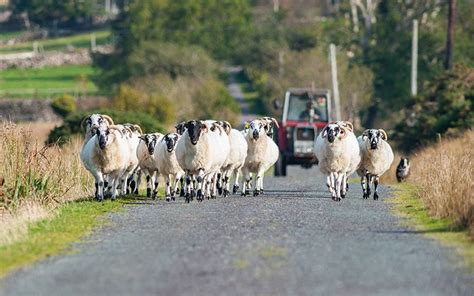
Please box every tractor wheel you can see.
[274,153,287,177]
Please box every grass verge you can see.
[0,199,123,278]
[389,183,474,270]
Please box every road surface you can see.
[1,166,472,296]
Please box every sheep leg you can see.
[172,173,182,201]
[361,175,368,199]
[134,169,141,195]
[211,173,218,199]
[373,176,380,200]
[326,176,333,193]
[334,172,344,202]
[241,168,250,197]
[152,172,159,199]
[216,172,223,196]
[223,174,230,197]
[340,174,347,198]
[93,172,105,201]
[233,168,240,194]
[146,174,152,198]
[330,173,338,200]
[185,174,192,203]
[165,174,171,202]
[253,169,263,196]
[196,169,205,202]
[179,177,185,197]
[364,173,372,199]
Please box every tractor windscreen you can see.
[287,93,328,122]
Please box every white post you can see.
[91,33,97,52]
[411,19,418,96]
[330,44,341,121]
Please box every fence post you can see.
[411,19,418,96]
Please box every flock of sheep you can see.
[79,114,396,203]
[79,114,279,202]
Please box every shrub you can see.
[51,94,76,118]
[395,65,474,152]
[46,110,166,145]
[410,130,474,236]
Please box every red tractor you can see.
[273,88,331,176]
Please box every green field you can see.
[0,64,104,98]
[0,30,111,54]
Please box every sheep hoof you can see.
[245,190,250,195]
[373,193,379,200]
[111,195,116,201]
[171,196,175,201]
[232,185,239,194]
[259,189,264,194]
[180,189,185,197]
[341,193,346,199]
[217,187,223,196]
[166,196,171,202]
[197,189,203,201]
[253,189,259,196]
[223,189,229,197]
[96,195,104,202]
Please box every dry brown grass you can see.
[410,130,474,235]
[0,122,93,245]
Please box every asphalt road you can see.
[1,166,473,296]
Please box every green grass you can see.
[0,64,105,98]
[0,30,26,42]
[0,30,111,54]
[389,183,474,270]
[0,199,123,278]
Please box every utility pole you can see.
[330,44,341,121]
[411,20,418,96]
[444,0,456,70]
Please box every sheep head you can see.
[81,114,113,134]
[184,120,208,145]
[96,125,124,150]
[139,133,161,155]
[175,121,186,135]
[321,123,348,143]
[260,116,279,137]
[362,129,388,150]
[163,133,180,153]
[248,119,267,141]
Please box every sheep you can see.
[215,121,248,196]
[357,129,394,200]
[396,157,410,183]
[202,120,231,198]
[175,120,215,202]
[80,114,114,143]
[241,118,279,197]
[136,132,164,199]
[80,125,129,201]
[314,121,360,201]
[155,133,185,201]
[112,124,143,196]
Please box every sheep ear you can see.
[362,130,369,141]
[200,123,208,133]
[379,129,388,140]
[321,126,328,138]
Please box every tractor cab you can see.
[274,88,331,176]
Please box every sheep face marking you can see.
[322,124,346,143]
[164,133,179,152]
[175,122,186,135]
[185,120,207,145]
[362,129,387,150]
[85,114,108,134]
[249,120,265,140]
[97,129,111,150]
[140,134,159,155]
